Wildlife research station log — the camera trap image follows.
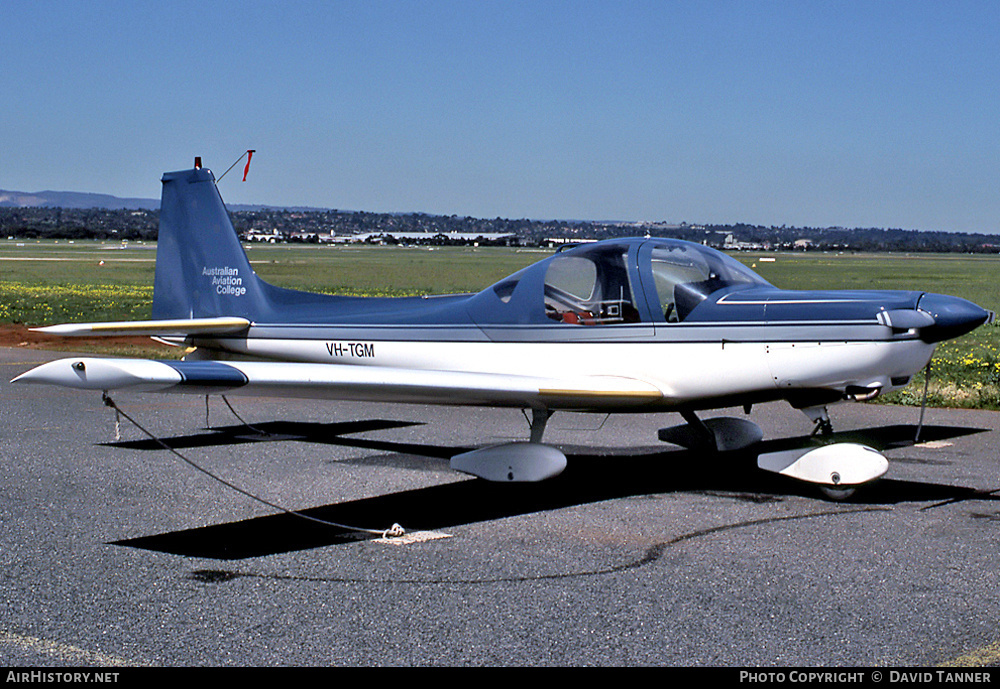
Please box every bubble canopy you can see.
[470,238,773,327]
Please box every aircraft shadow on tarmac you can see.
[110,419,994,560]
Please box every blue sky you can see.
[3,1,998,232]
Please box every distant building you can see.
[722,233,767,251]
[245,229,283,243]
[336,231,516,245]
[542,237,598,247]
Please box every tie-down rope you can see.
[101,392,405,539]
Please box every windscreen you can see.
[649,242,770,322]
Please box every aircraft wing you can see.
[12,357,664,410]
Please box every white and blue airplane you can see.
[13,164,994,498]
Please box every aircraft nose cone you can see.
[917,293,993,343]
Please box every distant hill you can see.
[0,189,160,210]
[0,188,300,213]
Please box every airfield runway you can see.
[2,347,1000,667]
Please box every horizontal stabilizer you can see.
[32,317,251,337]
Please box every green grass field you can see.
[2,239,997,409]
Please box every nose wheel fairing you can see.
[756,443,888,494]
[656,410,888,500]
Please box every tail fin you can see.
[152,167,270,320]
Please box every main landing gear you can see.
[449,407,567,482]
[448,405,888,501]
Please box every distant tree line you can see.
[1,206,997,253]
[699,223,1000,253]
[0,207,159,240]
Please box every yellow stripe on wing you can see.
[539,388,662,398]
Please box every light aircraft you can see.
[13,163,994,498]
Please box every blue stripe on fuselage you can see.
[159,361,249,387]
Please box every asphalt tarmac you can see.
[2,347,1000,667]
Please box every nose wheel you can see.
[818,484,857,501]
[759,443,887,501]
